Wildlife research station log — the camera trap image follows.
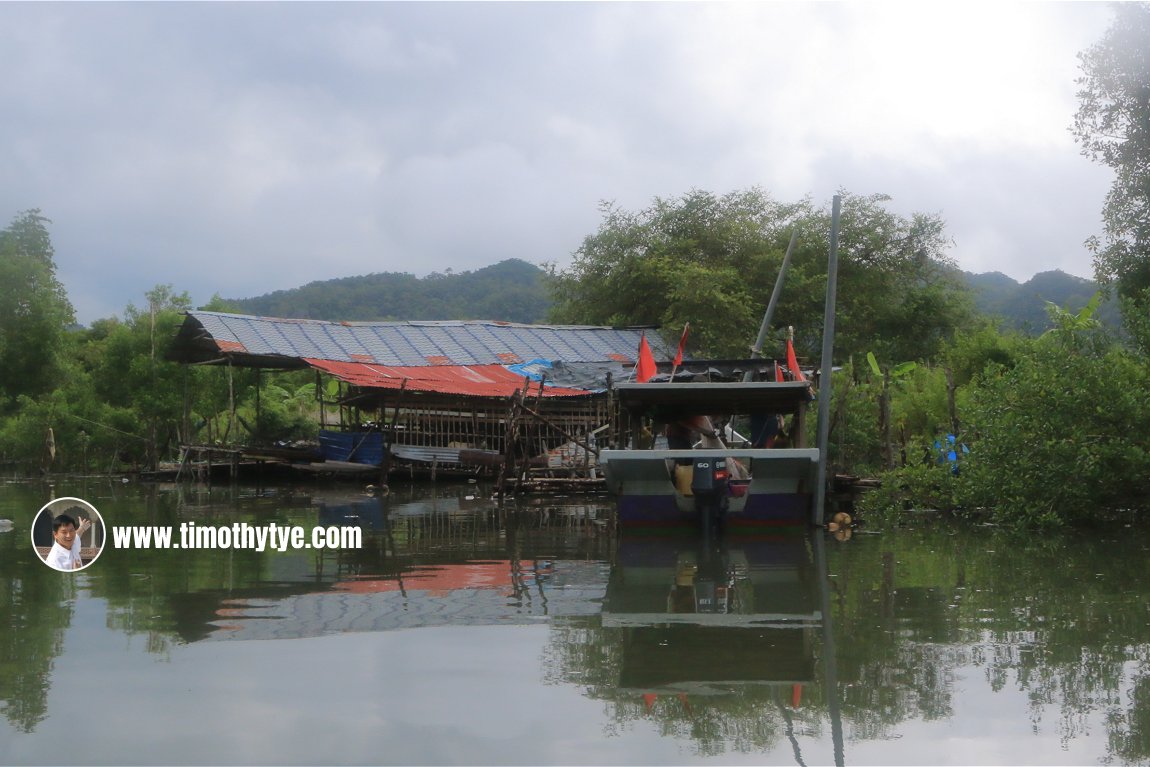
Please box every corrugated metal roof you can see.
[304,359,596,399]
[181,311,672,367]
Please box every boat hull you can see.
[600,448,820,529]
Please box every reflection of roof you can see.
[171,311,670,368]
[333,561,543,595]
[305,359,594,399]
[205,560,609,641]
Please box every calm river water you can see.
[1,478,1148,766]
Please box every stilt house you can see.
[169,311,674,487]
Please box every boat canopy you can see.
[612,381,813,420]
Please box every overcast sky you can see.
[0,2,1118,325]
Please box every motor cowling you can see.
[692,458,729,537]
[691,458,729,496]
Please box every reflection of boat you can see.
[603,534,821,693]
[600,380,818,530]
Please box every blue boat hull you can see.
[600,448,820,529]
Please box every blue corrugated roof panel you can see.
[181,311,674,366]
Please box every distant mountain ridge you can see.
[223,258,1115,336]
[964,269,1119,334]
[226,258,551,324]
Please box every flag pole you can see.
[668,322,689,381]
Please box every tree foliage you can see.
[957,333,1150,527]
[1073,2,1150,302]
[548,188,973,363]
[862,305,1150,530]
[0,210,75,409]
[0,266,318,473]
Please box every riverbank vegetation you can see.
[0,212,315,475]
[547,179,1150,530]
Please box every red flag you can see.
[786,339,805,382]
[636,333,657,382]
[775,361,785,382]
[672,323,689,367]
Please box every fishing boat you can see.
[602,205,844,533]
[599,375,820,530]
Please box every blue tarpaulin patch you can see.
[505,358,554,382]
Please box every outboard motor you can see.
[691,457,730,539]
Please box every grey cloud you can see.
[0,2,1119,324]
[813,144,1112,281]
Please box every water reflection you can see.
[602,535,821,689]
[2,481,1150,765]
[126,489,615,643]
[541,532,842,763]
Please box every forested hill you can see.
[225,258,1111,334]
[964,269,1120,334]
[226,258,551,323]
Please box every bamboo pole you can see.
[517,402,600,458]
[745,229,799,382]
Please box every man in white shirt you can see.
[45,513,90,571]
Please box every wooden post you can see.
[605,371,615,449]
[382,380,407,486]
[255,367,261,439]
[182,364,191,457]
[316,369,325,430]
[497,390,524,498]
[945,366,959,435]
[223,358,236,444]
[880,370,892,470]
[175,446,190,483]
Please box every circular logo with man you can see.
[31,497,105,572]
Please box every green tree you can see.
[942,321,1026,387]
[0,210,75,409]
[548,188,973,363]
[89,286,194,469]
[1073,3,1150,304]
